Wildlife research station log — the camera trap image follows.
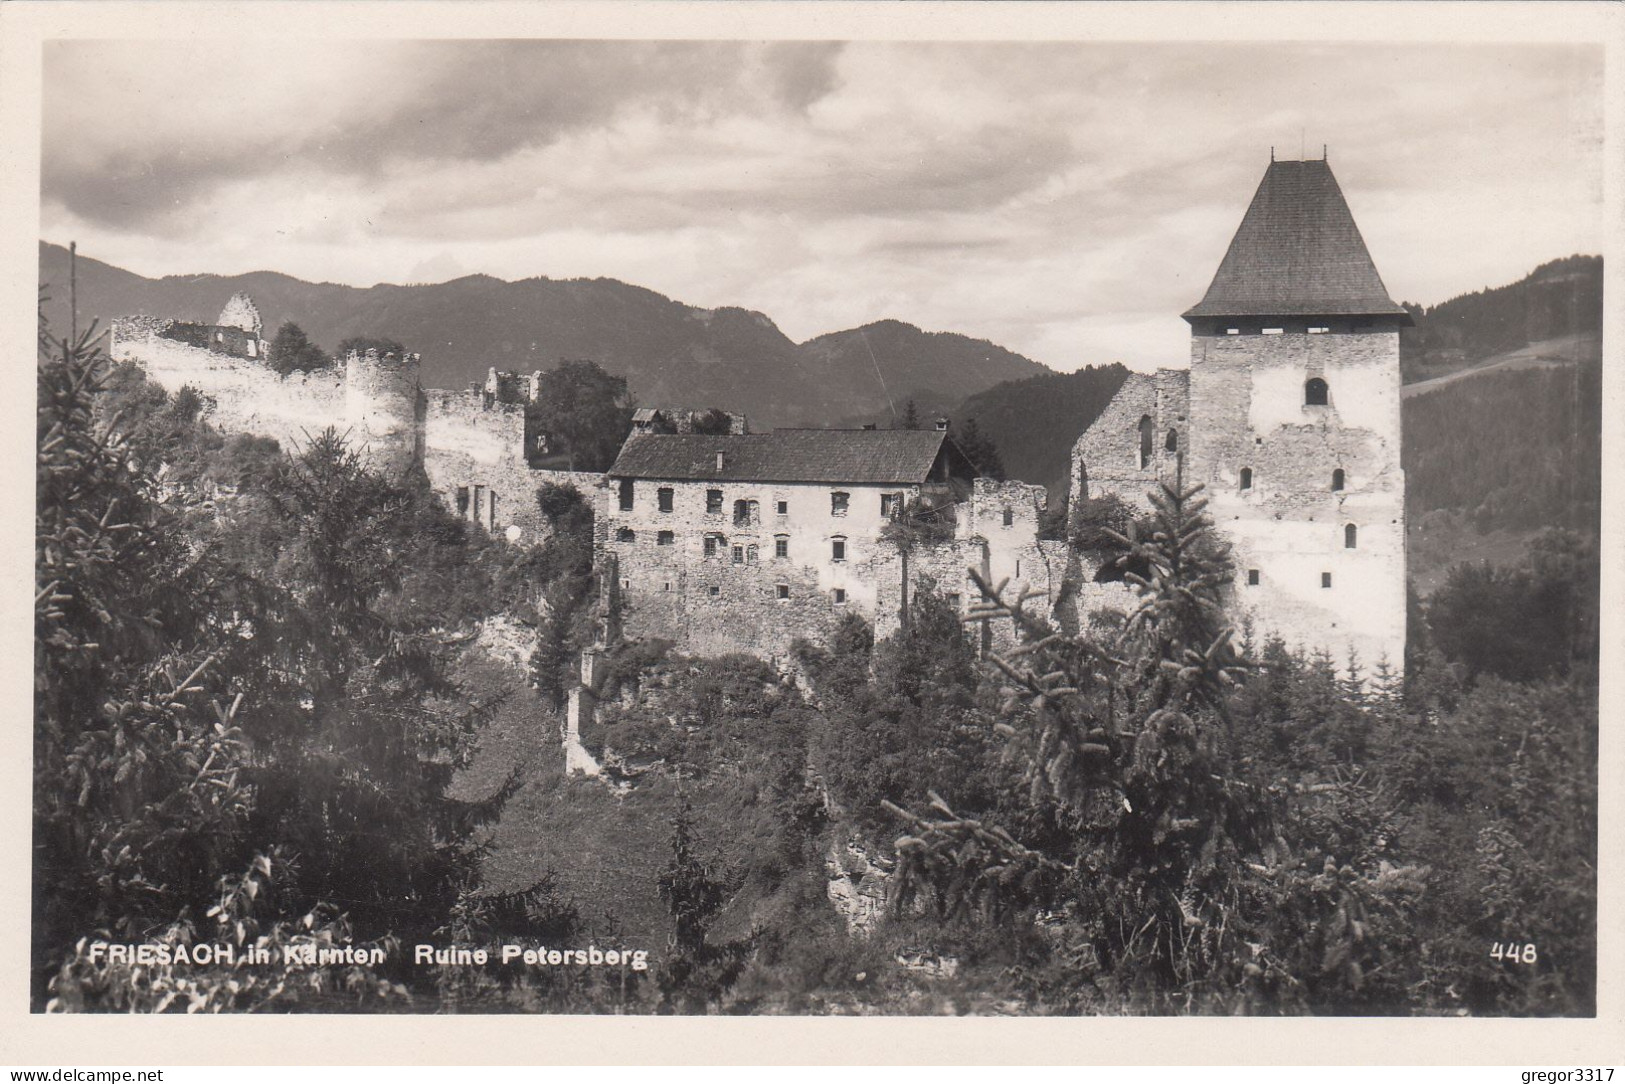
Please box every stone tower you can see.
[344,348,424,476]
[1182,157,1409,672]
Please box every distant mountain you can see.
[949,364,1132,493]
[1399,255,1602,383]
[37,242,1049,429]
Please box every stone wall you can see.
[1186,327,1406,669]
[110,327,347,452]
[1070,369,1190,514]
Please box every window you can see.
[663,581,671,592]
[1239,467,1253,491]
[709,585,720,598]
[706,489,723,514]
[776,499,788,516]
[774,536,789,559]
[704,534,720,558]
[1002,507,1014,527]
[732,498,759,526]
[657,487,673,513]
[455,486,470,516]
[1247,569,1260,586]
[833,588,847,604]
[1308,326,1330,335]
[1345,524,1358,549]
[1262,327,1284,336]
[776,584,790,600]
[831,491,849,516]
[618,479,634,511]
[1138,415,1154,469]
[881,493,897,518]
[488,491,498,531]
[732,545,745,565]
[1305,377,1329,406]
[616,527,635,543]
[946,592,960,609]
[657,530,674,546]
[1165,428,1178,453]
[1332,468,1346,492]
[1225,327,1241,336]
[746,544,759,565]
[831,537,846,562]
[1321,572,1333,589]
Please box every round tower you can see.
[344,349,424,476]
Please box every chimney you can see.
[934,417,950,431]
[715,450,726,472]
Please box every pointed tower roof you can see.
[1183,158,1409,321]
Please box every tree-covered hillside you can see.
[1399,255,1602,383]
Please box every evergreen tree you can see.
[900,399,921,430]
[954,416,1005,480]
[267,321,329,375]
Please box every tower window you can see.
[833,588,847,605]
[831,537,846,562]
[1332,468,1346,492]
[732,545,745,565]
[1002,507,1014,527]
[709,585,720,597]
[1239,467,1253,491]
[657,530,674,546]
[1305,378,1329,406]
[1321,572,1333,589]
[1138,415,1154,469]
[1247,569,1259,586]
[1345,524,1358,549]
[704,534,719,558]
[706,488,723,514]
[776,584,790,600]
[657,487,673,513]
[1165,428,1178,453]
[774,536,789,559]
[618,479,634,511]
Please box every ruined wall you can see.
[422,384,609,544]
[344,349,423,477]
[1070,369,1190,514]
[216,293,263,337]
[111,325,347,450]
[1187,327,1406,669]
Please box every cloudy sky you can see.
[41,39,1604,371]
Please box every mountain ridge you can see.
[37,242,1049,429]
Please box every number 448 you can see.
[1489,942,1538,964]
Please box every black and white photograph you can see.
[9,0,1618,1055]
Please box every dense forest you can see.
[1399,255,1602,383]
[36,305,1597,1014]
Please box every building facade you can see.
[1071,156,1409,669]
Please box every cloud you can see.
[39,39,1606,373]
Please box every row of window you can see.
[614,528,848,562]
[1237,467,1347,492]
[618,480,903,519]
[691,584,850,604]
[1246,570,1341,589]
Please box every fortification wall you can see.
[1186,328,1406,668]
[1070,369,1190,514]
[111,329,347,451]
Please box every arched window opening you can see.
[1345,523,1358,549]
[1137,415,1154,469]
[1332,468,1345,492]
[1239,467,1253,491]
[1165,428,1178,453]
[1305,377,1329,406]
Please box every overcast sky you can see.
[40,39,1604,372]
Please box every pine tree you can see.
[267,321,329,375]
[900,399,921,430]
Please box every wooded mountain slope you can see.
[38,242,1047,429]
